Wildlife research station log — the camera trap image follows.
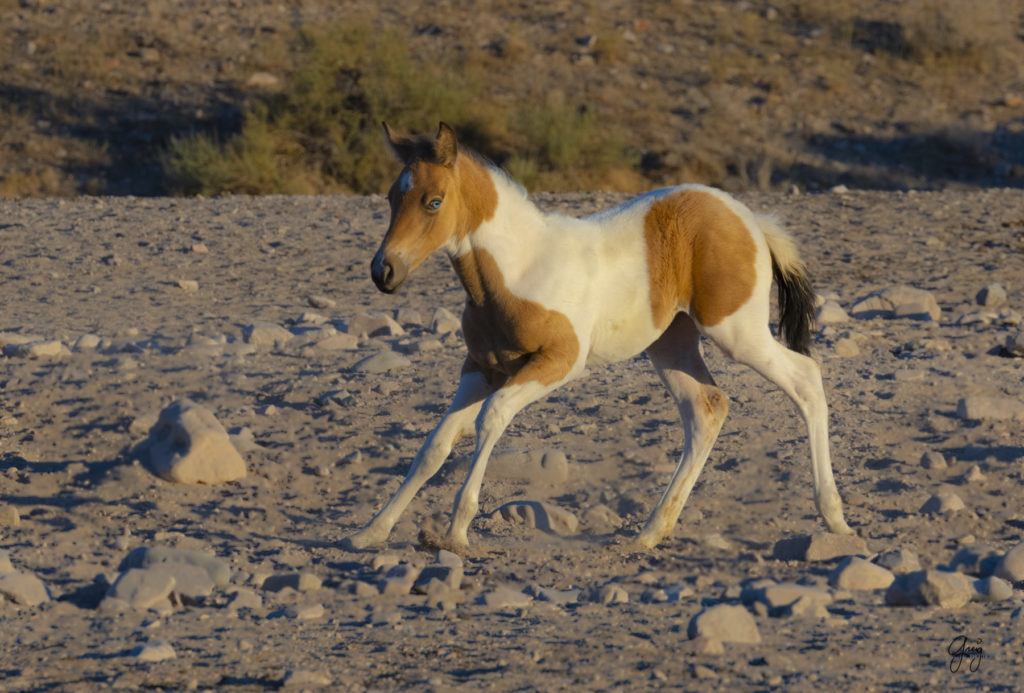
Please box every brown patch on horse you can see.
[643,190,758,330]
[453,248,579,386]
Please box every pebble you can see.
[282,669,332,688]
[0,503,20,527]
[487,448,569,484]
[919,490,965,515]
[829,556,895,590]
[976,283,1007,307]
[920,451,947,470]
[0,571,51,606]
[772,532,868,562]
[956,396,1024,421]
[106,568,175,609]
[994,542,1024,583]
[687,604,761,643]
[495,501,579,535]
[121,546,231,587]
[815,300,849,324]
[262,572,322,592]
[885,570,972,608]
[480,587,533,610]
[873,548,922,575]
[971,576,1013,602]
[136,399,247,484]
[132,640,176,663]
[242,321,294,348]
[352,350,411,374]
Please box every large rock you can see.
[106,569,176,609]
[884,570,972,608]
[137,399,247,484]
[956,396,1024,421]
[687,604,761,644]
[495,501,578,536]
[829,556,895,590]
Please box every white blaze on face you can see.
[399,170,414,194]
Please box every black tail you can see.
[771,255,816,356]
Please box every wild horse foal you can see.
[342,123,854,552]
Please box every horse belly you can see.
[587,302,662,366]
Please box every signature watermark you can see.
[948,635,985,673]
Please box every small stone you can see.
[829,556,895,590]
[851,286,940,321]
[430,307,461,335]
[885,570,972,608]
[176,279,199,292]
[772,533,868,562]
[977,283,1007,307]
[262,572,322,592]
[74,334,101,351]
[379,564,420,595]
[2,339,70,359]
[0,571,50,606]
[687,604,760,644]
[396,308,424,326]
[535,587,581,605]
[0,504,19,527]
[282,669,332,688]
[414,553,463,593]
[994,542,1024,583]
[106,569,175,609]
[956,396,1024,421]
[595,584,629,604]
[920,451,947,470]
[495,501,578,535]
[227,588,263,610]
[344,312,404,338]
[132,640,176,662]
[242,321,294,348]
[0,550,13,574]
[962,464,986,483]
[307,295,336,309]
[136,400,246,485]
[873,548,922,575]
[246,71,280,89]
[971,576,1013,602]
[487,448,569,484]
[749,583,833,618]
[370,554,401,571]
[285,603,325,620]
[311,333,359,351]
[920,490,966,515]
[480,587,533,610]
[830,184,850,194]
[120,546,231,587]
[816,301,849,324]
[834,337,860,357]
[352,350,411,374]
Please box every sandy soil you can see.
[1,188,1023,691]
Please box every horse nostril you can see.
[382,262,394,284]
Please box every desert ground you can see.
[1,186,1022,691]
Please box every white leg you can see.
[446,356,577,549]
[709,321,854,535]
[637,315,729,548]
[341,363,496,550]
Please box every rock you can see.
[282,669,332,688]
[920,451,947,470]
[581,504,623,533]
[534,587,581,605]
[120,546,231,587]
[307,294,336,310]
[284,603,325,620]
[262,572,322,592]
[976,283,1007,307]
[0,550,14,574]
[594,584,629,605]
[772,533,868,562]
[352,350,411,374]
[487,448,569,484]
[745,582,832,618]
[850,286,940,321]
[0,503,19,527]
[0,571,50,606]
[132,640,176,663]
[310,333,359,351]
[396,308,424,326]
[378,564,420,595]
[344,312,404,338]
[227,588,263,610]
[920,490,965,515]
[480,587,533,610]
[1004,331,1024,357]
[873,548,922,575]
[971,576,1013,602]
[2,339,70,359]
[829,556,895,590]
[683,637,725,656]
[687,604,760,644]
[414,551,463,593]
[73,333,101,351]
[956,396,1024,421]
[834,337,860,357]
[245,71,280,89]
[994,542,1024,583]
[137,399,247,485]
[176,279,199,292]
[815,300,849,324]
[885,570,972,608]
[242,321,293,348]
[106,568,175,609]
[496,501,579,536]
[948,544,1001,577]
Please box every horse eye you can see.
[426,197,443,211]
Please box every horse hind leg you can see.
[705,314,854,536]
[636,314,729,549]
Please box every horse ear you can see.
[382,122,416,164]
[435,122,458,167]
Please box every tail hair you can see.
[757,214,816,356]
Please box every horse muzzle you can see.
[371,250,408,294]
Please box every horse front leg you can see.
[341,361,496,550]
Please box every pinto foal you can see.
[343,123,853,552]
